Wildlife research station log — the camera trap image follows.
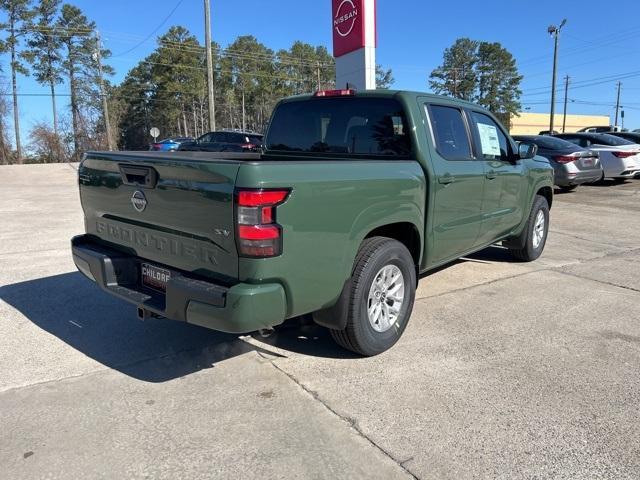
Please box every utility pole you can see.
[452,69,458,97]
[204,0,216,132]
[96,31,114,151]
[562,75,570,133]
[614,81,622,128]
[316,61,322,91]
[548,19,567,133]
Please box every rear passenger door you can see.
[423,103,486,265]
[468,110,526,243]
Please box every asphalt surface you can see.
[1,163,639,479]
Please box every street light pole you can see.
[562,75,570,133]
[204,0,216,132]
[548,19,567,133]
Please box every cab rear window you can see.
[265,98,412,158]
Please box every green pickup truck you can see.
[72,90,553,356]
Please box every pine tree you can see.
[429,38,523,126]
[0,0,35,161]
[376,65,394,89]
[56,4,95,160]
[149,26,205,138]
[476,42,523,127]
[24,0,62,137]
[429,38,479,101]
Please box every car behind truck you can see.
[72,90,554,356]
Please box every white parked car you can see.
[554,133,640,181]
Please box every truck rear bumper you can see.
[71,235,286,334]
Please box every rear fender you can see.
[314,205,423,331]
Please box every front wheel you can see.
[330,237,416,356]
[508,195,550,262]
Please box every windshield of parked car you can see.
[266,97,412,158]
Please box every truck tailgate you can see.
[78,152,244,282]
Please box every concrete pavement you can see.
[1,163,639,479]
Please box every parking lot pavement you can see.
[1,164,639,479]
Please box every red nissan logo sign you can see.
[332,0,366,57]
[334,0,359,37]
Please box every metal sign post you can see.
[332,0,377,90]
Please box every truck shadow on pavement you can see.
[1,246,516,380]
[0,272,356,383]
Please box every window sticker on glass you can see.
[477,123,501,156]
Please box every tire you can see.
[508,195,550,262]
[559,185,577,192]
[330,237,417,356]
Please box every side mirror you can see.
[518,142,538,160]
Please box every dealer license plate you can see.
[581,158,594,167]
[141,263,171,292]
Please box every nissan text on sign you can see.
[332,0,377,90]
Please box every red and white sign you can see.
[332,0,375,57]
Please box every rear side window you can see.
[427,105,473,161]
[266,98,412,158]
[470,112,510,161]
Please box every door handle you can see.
[485,171,498,180]
[438,175,455,185]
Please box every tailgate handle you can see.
[119,164,158,188]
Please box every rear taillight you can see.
[612,151,637,158]
[236,188,290,257]
[241,143,257,150]
[152,143,161,150]
[554,154,579,164]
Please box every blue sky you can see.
[5,0,640,138]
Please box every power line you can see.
[111,0,186,57]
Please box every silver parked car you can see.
[514,135,602,191]
[554,133,640,182]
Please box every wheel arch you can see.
[536,185,553,209]
[364,222,422,267]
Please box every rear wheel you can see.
[330,237,416,356]
[508,195,550,262]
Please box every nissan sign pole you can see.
[332,0,377,90]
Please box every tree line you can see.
[113,28,395,151]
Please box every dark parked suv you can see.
[179,131,263,152]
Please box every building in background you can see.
[510,112,610,135]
